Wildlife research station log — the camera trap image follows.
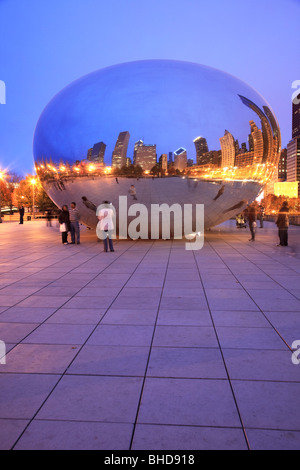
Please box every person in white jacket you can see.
[96,201,115,252]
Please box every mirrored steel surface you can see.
[33,60,281,232]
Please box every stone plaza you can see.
[0,219,300,450]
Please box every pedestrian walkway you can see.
[0,220,300,450]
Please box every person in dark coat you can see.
[276,201,289,247]
[247,205,257,241]
[58,205,71,245]
[46,209,52,227]
[19,205,25,224]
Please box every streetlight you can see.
[31,178,37,219]
[0,170,6,223]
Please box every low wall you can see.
[265,215,300,226]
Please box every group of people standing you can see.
[58,202,81,245]
[58,201,115,252]
[241,202,290,247]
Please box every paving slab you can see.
[131,424,248,450]
[36,375,143,423]
[14,420,134,450]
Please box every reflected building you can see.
[174,148,187,171]
[292,93,300,139]
[249,120,263,165]
[196,150,221,167]
[194,137,209,165]
[278,148,287,182]
[287,138,300,196]
[159,154,168,172]
[285,91,300,196]
[134,141,157,171]
[235,151,254,168]
[133,140,144,165]
[87,141,106,164]
[219,130,236,168]
[248,134,254,152]
[112,131,130,168]
[239,95,280,161]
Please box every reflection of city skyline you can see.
[35,94,280,185]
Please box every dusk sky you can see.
[0,0,299,175]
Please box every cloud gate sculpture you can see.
[33,60,281,238]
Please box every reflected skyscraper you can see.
[285,91,300,195]
[292,93,300,139]
[249,121,263,165]
[287,141,299,182]
[194,136,209,165]
[134,142,157,171]
[219,130,235,168]
[87,141,106,164]
[287,139,300,196]
[133,140,144,165]
[278,148,287,182]
[112,131,130,168]
[238,94,280,175]
[174,148,187,171]
[159,154,168,171]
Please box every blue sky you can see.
[0,0,299,175]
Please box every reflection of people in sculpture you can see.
[129,185,137,200]
[81,196,97,213]
[223,200,248,214]
[259,205,265,228]
[236,213,246,228]
[213,185,225,201]
[46,209,52,227]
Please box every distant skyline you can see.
[0,0,299,175]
